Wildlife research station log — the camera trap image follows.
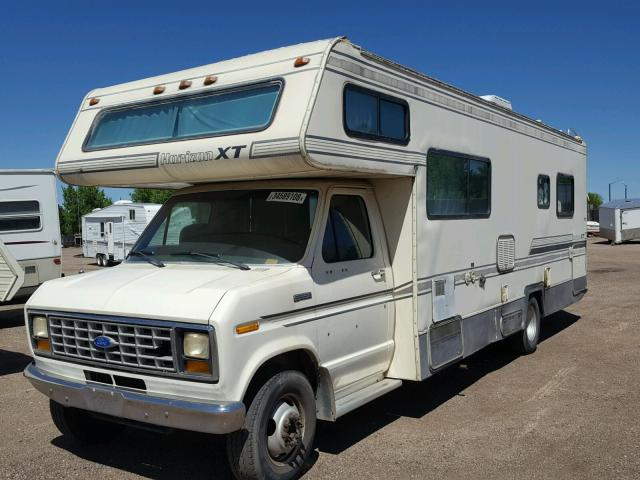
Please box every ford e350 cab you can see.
[24,38,587,480]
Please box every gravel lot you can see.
[1,240,639,479]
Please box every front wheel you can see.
[227,370,316,480]
[509,297,541,354]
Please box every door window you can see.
[322,195,373,263]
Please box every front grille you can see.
[48,316,175,372]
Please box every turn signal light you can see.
[235,321,259,335]
[185,359,211,374]
[36,338,51,351]
[203,75,217,86]
[88,98,100,106]
[153,85,166,95]
[179,80,192,90]
[294,56,310,67]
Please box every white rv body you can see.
[599,199,640,244]
[25,38,587,478]
[81,201,161,264]
[0,170,62,302]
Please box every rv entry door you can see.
[106,222,114,256]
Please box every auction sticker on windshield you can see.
[266,191,307,204]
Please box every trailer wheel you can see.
[96,255,104,267]
[227,370,316,480]
[49,400,124,444]
[509,297,541,354]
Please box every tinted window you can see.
[557,174,574,217]
[0,217,40,232]
[344,88,377,135]
[0,201,39,215]
[322,195,373,263]
[344,85,408,143]
[85,82,281,150]
[129,209,136,220]
[537,175,550,209]
[0,200,41,232]
[427,150,491,218]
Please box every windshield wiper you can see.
[177,251,251,270]
[128,249,165,268]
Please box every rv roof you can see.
[86,37,580,144]
[0,169,55,175]
[601,199,640,209]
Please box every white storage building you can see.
[599,199,640,244]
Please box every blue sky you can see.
[0,1,637,202]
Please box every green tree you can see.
[130,188,173,204]
[60,186,112,236]
[587,192,604,209]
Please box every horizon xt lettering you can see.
[159,145,246,165]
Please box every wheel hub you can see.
[267,400,303,459]
[526,304,538,342]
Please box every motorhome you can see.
[82,200,161,266]
[0,170,62,302]
[23,38,586,479]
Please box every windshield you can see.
[131,189,318,265]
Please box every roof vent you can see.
[480,94,512,110]
[114,200,133,205]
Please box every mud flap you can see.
[0,238,25,302]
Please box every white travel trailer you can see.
[0,170,62,302]
[599,198,640,244]
[82,200,161,266]
[24,38,586,479]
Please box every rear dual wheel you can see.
[227,370,316,480]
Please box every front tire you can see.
[509,297,541,354]
[227,370,316,480]
[49,400,124,444]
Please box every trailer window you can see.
[129,209,136,221]
[0,200,41,232]
[557,174,574,218]
[84,81,282,150]
[537,175,550,209]
[426,150,491,218]
[344,85,409,144]
[322,195,373,263]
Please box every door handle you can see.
[371,268,386,282]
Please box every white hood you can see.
[27,262,292,323]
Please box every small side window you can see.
[537,175,550,209]
[322,195,373,263]
[100,222,105,237]
[557,174,574,218]
[344,84,409,144]
[129,209,136,220]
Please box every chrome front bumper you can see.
[24,362,245,434]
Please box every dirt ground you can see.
[1,240,639,479]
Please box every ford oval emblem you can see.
[93,335,117,350]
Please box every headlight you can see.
[183,332,210,359]
[32,316,48,338]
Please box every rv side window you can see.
[322,195,373,263]
[100,222,105,237]
[84,81,282,151]
[557,174,574,218]
[0,200,41,232]
[537,175,550,209]
[343,85,409,144]
[129,209,135,221]
[426,150,491,218]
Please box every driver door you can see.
[312,188,394,393]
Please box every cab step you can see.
[335,378,402,418]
